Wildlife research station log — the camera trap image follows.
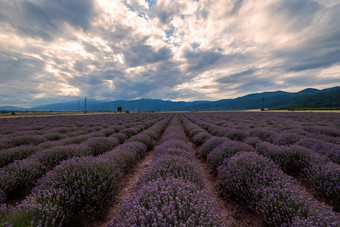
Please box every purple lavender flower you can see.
[82,137,119,156]
[200,137,231,158]
[0,145,39,168]
[138,155,204,188]
[111,178,222,226]
[0,189,6,204]
[217,152,339,226]
[207,140,253,170]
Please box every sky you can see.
[0,0,339,107]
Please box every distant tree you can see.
[117,106,122,112]
[126,110,130,113]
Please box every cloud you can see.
[0,0,95,41]
[123,43,173,67]
[216,68,257,84]
[0,0,339,107]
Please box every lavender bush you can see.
[31,144,90,171]
[43,133,65,141]
[23,157,123,224]
[191,132,212,146]
[0,190,6,204]
[224,129,248,141]
[200,136,230,158]
[244,136,262,147]
[0,145,39,168]
[274,132,302,146]
[207,140,253,170]
[304,162,340,211]
[101,141,148,173]
[83,137,119,156]
[256,142,325,176]
[153,146,195,160]
[138,155,204,188]
[0,159,44,197]
[111,178,222,226]
[110,132,128,143]
[0,135,44,150]
[218,152,339,226]
[129,134,156,149]
[297,137,340,164]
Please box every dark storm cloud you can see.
[270,0,321,31]
[89,60,186,100]
[0,0,95,41]
[123,43,173,67]
[0,52,45,82]
[278,3,340,72]
[184,49,238,73]
[216,68,257,84]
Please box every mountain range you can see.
[1,86,339,112]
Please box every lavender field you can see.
[0,112,339,226]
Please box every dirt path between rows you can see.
[180,114,265,226]
[84,150,154,227]
[83,118,173,227]
[187,140,265,227]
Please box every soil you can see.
[187,140,265,227]
[179,115,264,226]
[82,147,154,227]
[293,177,339,213]
[82,118,172,226]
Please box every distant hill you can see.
[1,86,339,111]
[275,87,340,109]
[0,106,27,111]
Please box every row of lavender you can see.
[189,112,340,164]
[181,114,339,226]
[111,114,223,226]
[184,113,340,211]
[0,114,168,204]
[0,114,171,226]
[0,114,162,168]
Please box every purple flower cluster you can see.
[82,137,120,156]
[304,162,340,211]
[138,155,204,187]
[0,113,172,225]
[0,159,44,197]
[224,129,248,141]
[273,132,303,146]
[100,141,148,173]
[200,137,230,158]
[0,135,44,150]
[182,113,340,225]
[254,142,340,209]
[217,152,339,226]
[244,136,262,147]
[207,140,254,170]
[112,115,223,226]
[256,142,325,176]
[129,134,156,150]
[0,190,6,204]
[110,132,128,143]
[297,137,340,164]
[111,179,221,227]
[0,145,39,168]
[191,131,212,145]
[26,157,123,222]
[31,144,90,171]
